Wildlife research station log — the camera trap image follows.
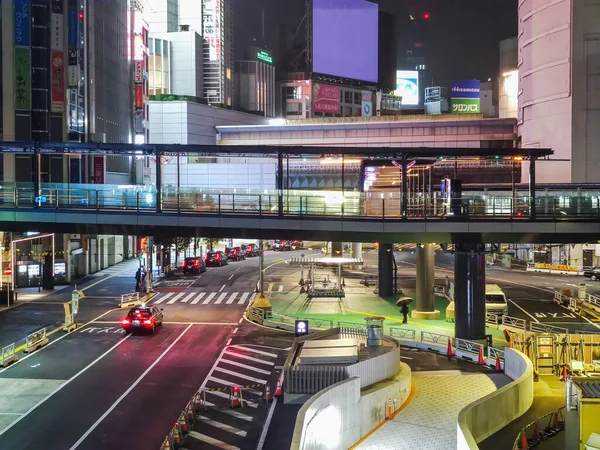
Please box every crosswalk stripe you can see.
[278,285,284,292]
[188,431,240,450]
[218,409,254,422]
[214,367,268,385]
[191,293,205,305]
[206,388,258,408]
[220,358,272,375]
[267,283,274,292]
[238,292,249,305]
[167,292,185,304]
[226,292,238,304]
[229,345,278,358]
[215,292,228,305]
[197,416,247,437]
[224,350,274,366]
[181,292,195,303]
[203,292,216,304]
[209,376,263,397]
[153,292,172,304]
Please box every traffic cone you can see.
[264,384,272,403]
[446,338,453,358]
[386,398,393,420]
[495,353,502,372]
[477,346,485,365]
[178,412,189,434]
[186,402,195,423]
[520,431,529,450]
[275,375,284,397]
[231,386,241,408]
[193,392,204,412]
[561,365,568,381]
[172,424,182,447]
[161,438,171,450]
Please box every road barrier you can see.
[511,407,565,450]
[1,342,18,367]
[23,328,49,354]
[529,322,569,335]
[119,292,141,308]
[502,315,527,331]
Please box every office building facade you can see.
[234,48,275,117]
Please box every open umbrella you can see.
[396,296,414,306]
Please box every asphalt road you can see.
[0,253,296,450]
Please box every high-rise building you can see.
[234,47,275,117]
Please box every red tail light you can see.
[143,319,153,325]
[233,249,238,255]
[183,261,187,267]
[122,318,131,325]
[216,253,221,261]
[194,259,200,267]
[517,211,523,216]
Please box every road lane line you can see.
[226,292,238,304]
[508,299,540,323]
[167,292,185,304]
[278,285,283,292]
[220,359,271,375]
[229,345,278,358]
[229,274,234,280]
[226,338,232,346]
[181,293,195,303]
[233,328,238,334]
[218,409,253,422]
[203,292,217,304]
[238,292,249,305]
[224,350,274,365]
[267,283,274,292]
[153,293,172,304]
[196,416,247,437]
[256,397,278,450]
[188,430,240,450]
[213,367,267,385]
[215,293,228,304]
[191,293,205,304]
[68,324,194,449]
[206,388,259,408]
[0,333,131,436]
[219,284,226,292]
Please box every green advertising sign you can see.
[451,97,480,114]
[14,47,31,111]
[256,50,273,65]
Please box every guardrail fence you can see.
[119,292,141,308]
[23,328,48,354]
[1,342,18,368]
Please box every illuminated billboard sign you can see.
[256,50,273,64]
[203,0,219,61]
[395,70,419,105]
[451,80,480,114]
[312,0,378,83]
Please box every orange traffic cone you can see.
[446,338,453,358]
[231,386,241,408]
[495,353,502,372]
[264,384,272,403]
[161,438,171,450]
[561,365,568,381]
[520,431,529,450]
[172,424,182,447]
[275,375,284,397]
[477,346,485,365]
[186,402,195,423]
[178,412,189,434]
[386,398,393,420]
[194,392,204,412]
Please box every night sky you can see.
[234,0,517,89]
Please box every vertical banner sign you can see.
[51,13,64,51]
[93,157,104,184]
[451,80,481,114]
[203,0,218,61]
[68,9,77,47]
[51,52,65,112]
[134,110,144,134]
[134,61,143,83]
[68,49,79,87]
[135,86,143,109]
[14,0,30,47]
[14,47,31,110]
[361,90,373,117]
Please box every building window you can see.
[283,86,301,100]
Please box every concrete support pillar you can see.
[378,243,394,297]
[351,242,362,269]
[413,243,440,319]
[454,243,487,342]
[331,242,343,257]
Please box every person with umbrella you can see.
[396,296,413,324]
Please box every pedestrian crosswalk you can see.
[152,291,256,306]
[187,345,284,450]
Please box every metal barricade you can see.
[485,313,500,325]
[420,330,451,346]
[389,327,416,342]
[501,315,527,331]
[119,292,141,308]
[487,346,505,363]
[529,322,569,335]
[1,342,18,367]
[306,317,334,329]
[24,328,48,353]
[337,322,367,333]
[455,338,483,356]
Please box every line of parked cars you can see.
[181,243,261,272]
[271,240,303,251]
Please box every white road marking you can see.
[167,292,185,304]
[206,388,259,408]
[0,334,131,436]
[226,338,232,346]
[197,416,247,437]
[191,293,206,305]
[188,430,240,450]
[219,284,226,292]
[0,413,23,416]
[215,293,228,305]
[229,345,278,358]
[153,292,172,304]
[226,292,238,304]
[508,300,539,324]
[238,292,249,305]
[68,324,194,449]
[278,285,283,292]
[214,367,268,385]
[203,292,217,304]
[224,350,274,366]
[220,358,272,375]
[233,328,238,334]
[218,409,253,422]
[256,398,278,450]
[181,293,195,303]
[238,317,244,324]
[400,356,413,360]
[229,274,234,280]
[267,283,274,292]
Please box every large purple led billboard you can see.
[312,0,378,83]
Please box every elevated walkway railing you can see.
[2,183,600,220]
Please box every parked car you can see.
[121,305,163,334]
[241,243,259,257]
[272,240,291,251]
[205,251,228,267]
[290,240,303,250]
[225,247,246,261]
[583,267,600,280]
[182,256,206,274]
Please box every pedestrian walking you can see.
[401,303,409,324]
[135,268,142,292]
